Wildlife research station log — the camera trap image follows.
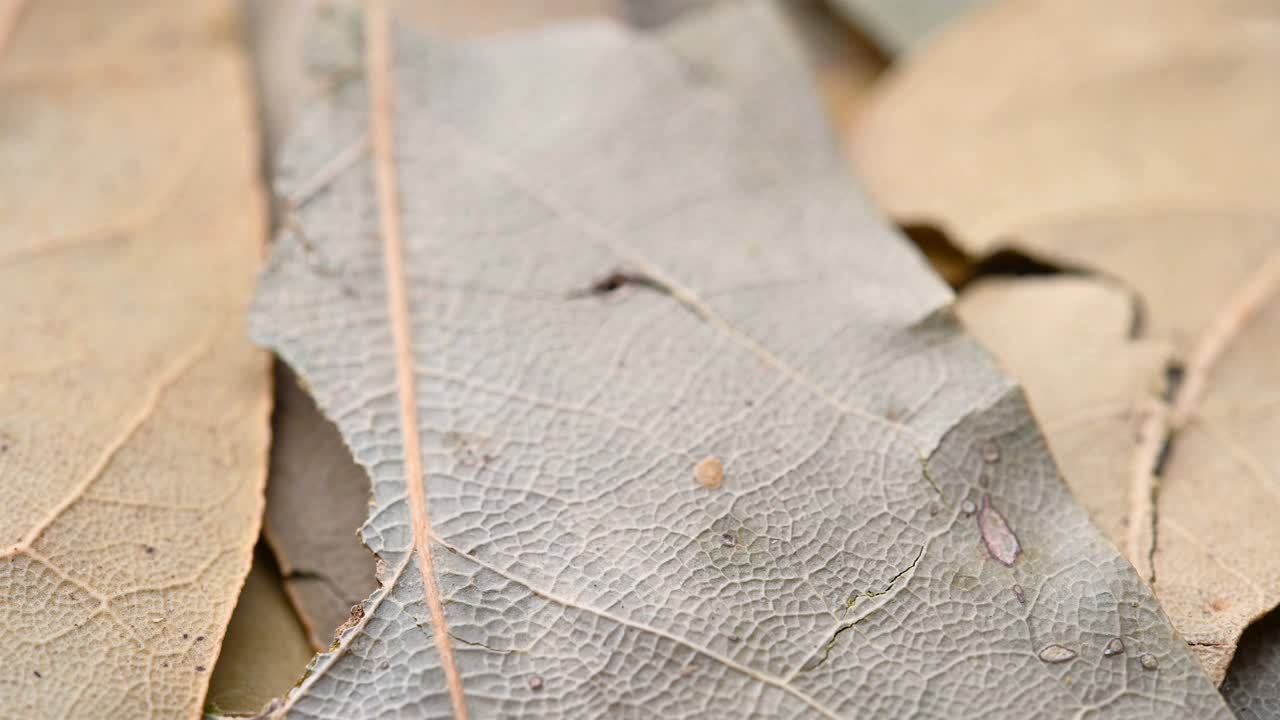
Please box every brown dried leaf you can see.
[853,0,1280,683]
[206,546,315,715]
[0,0,271,717]
[263,367,377,650]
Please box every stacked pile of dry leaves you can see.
[2,0,1277,718]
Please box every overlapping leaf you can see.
[249,2,1226,717]
[0,1,270,717]
[852,0,1280,685]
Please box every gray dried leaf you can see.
[249,2,1228,717]
[829,0,986,53]
[1222,609,1280,720]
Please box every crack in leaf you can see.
[419,112,934,455]
[791,544,927,676]
[1127,248,1280,584]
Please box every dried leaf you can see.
[1222,608,1280,720]
[263,367,377,649]
[243,0,622,161]
[245,0,885,652]
[242,0,624,653]
[249,2,1227,717]
[0,0,270,717]
[956,277,1172,543]
[626,0,887,128]
[206,546,315,715]
[852,0,1280,255]
[853,0,1280,684]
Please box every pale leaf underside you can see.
[250,3,1227,717]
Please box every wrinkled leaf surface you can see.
[251,2,1227,717]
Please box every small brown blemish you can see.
[194,636,204,643]
[1210,598,1230,613]
[446,432,495,467]
[335,604,365,636]
[143,545,156,555]
[695,457,724,490]
[32,670,42,679]
[195,666,206,673]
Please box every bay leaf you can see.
[248,1,1227,716]
[0,0,270,717]
[851,0,1280,685]
[241,0,625,654]
[243,0,885,654]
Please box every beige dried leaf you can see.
[853,0,1280,683]
[0,0,270,717]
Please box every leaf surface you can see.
[1222,609,1280,719]
[0,0,271,717]
[264,367,378,650]
[852,0,1280,684]
[829,0,987,53]
[251,2,1227,717]
[242,0,627,654]
[243,0,885,654]
[207,546,316,715]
